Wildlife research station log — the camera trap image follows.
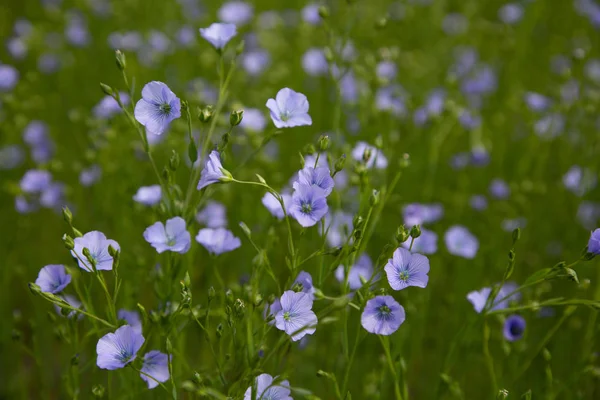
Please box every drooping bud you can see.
[369,189,380,206]
[409,225,421,239]
[99,83,114,97]
[318,135,330,151]
[198,105,214,123]
[395,226,410,244]
[62,206,73,225]
[63,234,75,250]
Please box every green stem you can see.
[379,336,403,400]
[482,321,497,392]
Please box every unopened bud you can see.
[512,228,521,244]
[324,47,334,63]
[92,384,106,398]
[334,154,346,174]
[399,153,410,168]
[409,225,421,239]
[62,206,73,225]
[304,143,316,155]
[169,150,180,171]
[233,298,245,319]
[395,226,410,243]
[369,190,380,206]
[63,234,75,250]
[353,215,364,230]
[198,105,214,123]
[115,50,126,71]
[362,148,372,164]
[28,282,42,296]
[235,40,245,55]
[208,286,216,302]
[496,389,509,399]
[99,83,114,97]
[218,167,233,183]
[230,110,244,126]
[375,17,388,29]
[318,6,329,19]
[318,135,330,151]
[216,323,224,339]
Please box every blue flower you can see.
[262,192,293,220]
[79,164,102,187]
[195,228,241,255]
[401,228,438,255]
[266,88,312,128]
[244,373,292,400]
[524,92,550,112]
[361,295,405,335]
[563,165,597,197]
[133,185,162,206]
[351,141,388,169]
[20,170,52,194]
[444,225,479,259]
[118,309,143,334]
[403,203,444,226]
[96,325,145,370]
[55,295,83,319]
[489,178,510,199]
[289,184,328,227]
[335,254,376,290]
[498,3,524,24]
[196,201,228,228]
[140,350,170,389]
[71,231,120,271]
[385,247,430,291]
[0,64,19,92]
[239,108,267,132]
[294,166,335,197]
[293,271,315,299]
[218,1,254,25]
[302,48,328,76]
[199,23,237,50]
[275,290,318,341]
[467,282,520,313]
[143,217,191,254]
[503,315,526,342]
[324,210,353,248]
[469,195,488,211]
[197,151,230,191]
[35,264,71,294]
[93,92,129,119]
[0,145,24,170]
[134,81,181,135]
[588,229,600,255]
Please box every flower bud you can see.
[225,289,234,305]
[216,323,224,339]
[218,167,234,183]
[374,135,383,149]
[369,190,380,206]
[71,353,80,366]
[92,384,106,398]
[82,248,97,268]
[115,50,126,71]
[230,110,244,126]
[72,228,83,238]
[334,154,346,174]
[395,226,410,243]
[235,40,245,56]
[399,153,411,168]
[198,105,214,123]
[166,337,173,353]
[409,225,421,239]
[188,140,198,164]
[496,389,509,399]
[299,152,306,169]
[353,215,364,230]
[375,17,388,29]
[304,143,316,155]
[63,234,75,250]
[362,147,373,164]
[318,6,329,19]
[169,150,180,171]
[318,135,330,151]
[99,83,114,97]
[233,298,245,319]
[208,286,216,302]
[28,282,42,296]
[62,206,73,225]
[253,293,263,307]
[324,47,335,63]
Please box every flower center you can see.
[509,323,523,336]
[378,305,391,316]
[301,202,312,214]
[166,235,176,246]
[119,350,132,362]
[283,311,291,321]
[280,110,291,121]
[159,103,172,114]
[399,270,410,281]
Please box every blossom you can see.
[401,228,438,255]
[35,264,71,293]
[324,211,353,248]
[0,64,19,92]
[118,309,142,333]
[302,48,328,76]
[79,164,102,187]
[524,92,550,112]
[563,165,597,197]
[402,203,444,226]
[133,185,162,206]
[196,228,241,255]
[96,325,145,370]
[244,373,292,400]
[275,290,318,341]
[589,229,600,255]
[503,315,526,341]
[218,1,254,25]
[262,192,293,220]
[241,50,270,76]
[93,93,129,119]
[264,298,282,325]
[302,3,321,25]
[351,142,388,169]
[361,295,405,335]
[143,217,191,254]
[469,195,488,211]
[134,81,181,135]
[499,3,524,24]
[444,225,479,259]
[294,166,334,196]
[196,201,228,228]
[376,60,398,80]
[0,145,24,170]
[385,247,430,290]
[489,179,510,199]
[197,151,229,191]
[140,351,170,389]
[71,231,120,271]
[199,23,237,50]
[293,271,315,299]
[239,108,267,131]
[20,170,52,193]
[335,254,376,290]
[467,282,520,313]
[266,88,312,128]
[55,295,83,319]
[289,184,328,227]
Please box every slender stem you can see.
[191,312,226,386]
[482,321,497,392]
[342,318,363,394]
[379,336,403,400]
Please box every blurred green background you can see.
[1,0,600,399]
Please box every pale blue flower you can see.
[244,373,292,400]
[275,290,318,341]
[196,228,241,255]
[361,295,405,335]
[199,23,237,50]
[134,81,181,135]
[143,217,191,254]
[133,185,162,206]
[35,264,71,294]
[385,247,430,290]
[266,88,312,128]
[140,351,170,389]
[96,325,144,370]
